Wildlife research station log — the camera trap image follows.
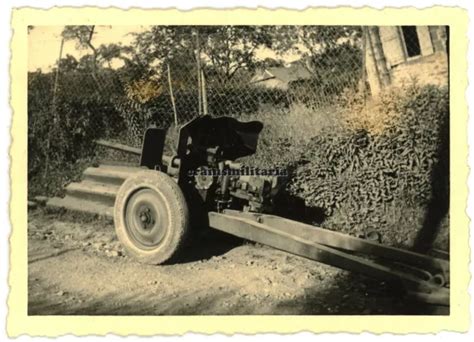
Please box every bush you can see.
[241,103,342,168]
[28,66,449,251]
[289,84,449,248]
[28,70,126,196]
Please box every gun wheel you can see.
[114,170,189,264]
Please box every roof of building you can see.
[251,64,312,84]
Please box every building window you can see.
[401,26,421,57]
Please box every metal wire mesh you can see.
[30,26,365,138]
[27,25,368,195]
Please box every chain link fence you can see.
[27,25,450,254]
[27,26,374,195]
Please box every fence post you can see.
[195,29,202,116]
[167,64,178,127]
[201,69,208,115]
[43,37,64,181]
[360,27,369,124]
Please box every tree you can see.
[132,26,194,70]
[76,55,97,72]
[62,26,98,71]
[58,54,79,72]
[131,26,273,83]
[272,26,361,54]
[61,26,135,75]
[271,26,362,72]
[199,26,273,80]
[97,43,124,69]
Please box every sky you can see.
[28,26,145,72]
[28,25,300,72]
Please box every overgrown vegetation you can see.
[246,84,449,249]
[28,26,449,251]
[27,70,300,196]
[28,25,365,196]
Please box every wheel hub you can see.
[138,207,155,229]
[124,188,169,249]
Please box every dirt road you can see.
[28,209,442,315]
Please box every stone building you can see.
[365,26,448,95]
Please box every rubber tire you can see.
[114,170,189,265]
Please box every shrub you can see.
[241,103,341,168]
[27,70,126,196]
[289,84,449,248]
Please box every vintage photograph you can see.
[27,24,450,316]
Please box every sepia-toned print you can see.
[25,24,451,316]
